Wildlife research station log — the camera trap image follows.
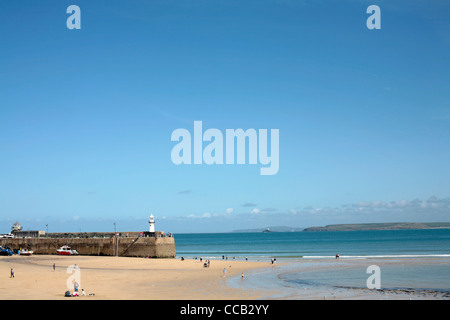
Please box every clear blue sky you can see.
[1,0,449,233]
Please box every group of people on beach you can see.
[65,279,95,297]
[203,259,211,268]
[65,281,86,297]
[181,255,277,264]
[222,255,249,261]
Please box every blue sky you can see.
[1,0,449,233]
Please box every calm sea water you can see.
[174,229,450,296]
[174,229,450,259]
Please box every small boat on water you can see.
[19,249,33,256]
[57,245,79,255]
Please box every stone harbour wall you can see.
[0,235,176,258]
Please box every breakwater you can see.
[0,232,176,258]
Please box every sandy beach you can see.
[2,255,449,300]
[0,255,271,300]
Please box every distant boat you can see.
[262,228,272,233]
[19,249,33,256]
[57,245,79,255]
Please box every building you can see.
[11,230,46,238]
[9,222,45,238]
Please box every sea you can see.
[174,229,450,299]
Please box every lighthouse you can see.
[149,214,155,233]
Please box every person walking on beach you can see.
[53,263,56,271]
[10,268,14,278]
[223,268,227,277]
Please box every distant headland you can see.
[303,222,450,232]
[232,222,450,233]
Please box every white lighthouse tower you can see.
[149,214,155,233]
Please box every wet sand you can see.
[229,257,450,300]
